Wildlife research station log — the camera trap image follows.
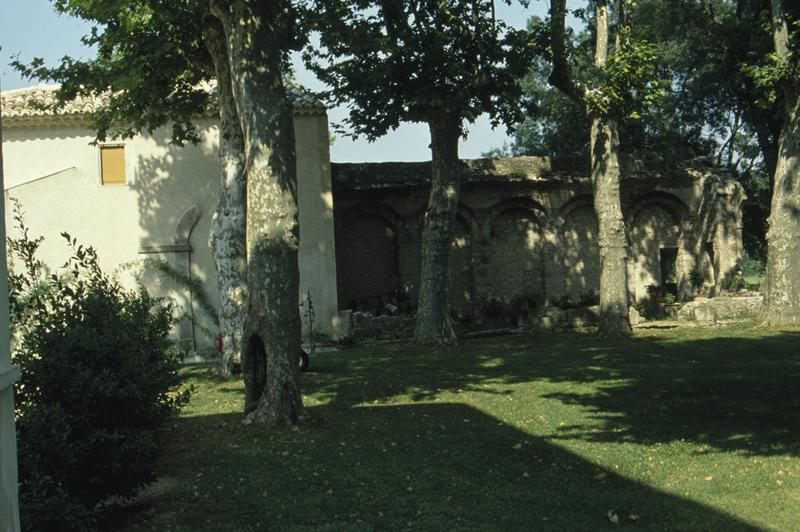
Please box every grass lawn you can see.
[110,323,800,531]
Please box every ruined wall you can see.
[561,203,600,300]
[332,157,745,316]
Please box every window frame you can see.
[97,143,135,187]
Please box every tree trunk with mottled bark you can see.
[414,116,461,344]
[549,0,631,335]
[764,0,800,325]
[204,20,247,378]
[590,116,632,335]
[589,1,631,336]
[213,0,305,425]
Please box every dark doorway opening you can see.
[660,247,678,296]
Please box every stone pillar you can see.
[541,219,562,303]
[677,221,696,301]
[0,98,21,532]
[396,218,420,305]
[294,113,349,339]
[470,213,493,308]
[715,182,745,283]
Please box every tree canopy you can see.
[305,0,535,138]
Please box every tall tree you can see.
[307,0,534,343]
[16,0,306,424]
[549,0,664,335]
[763,0,800,324]
[204,19,248,378]
[14,0,247,376]
[210,0,306,424]
[511,1,782,261]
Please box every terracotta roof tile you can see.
[1,83,324,127]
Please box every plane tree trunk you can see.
[204,20,247,377]
[212,0,306,425]
[589,2,631,336]
[549,0,631,335]
[414,115,461,344]
[764,0,800,325]
[590,116,632,335]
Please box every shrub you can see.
[122,257,220,341]
[689,268,705,291]
[479,297,506,320]
[9,207,189,530]
[550,294,575,310]
[510,290,540,317]
[742,255,764,279]
[577,289,600,307]
[720,269,745,293]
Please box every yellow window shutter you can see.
[101,146,126,185]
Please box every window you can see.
[100,145,126,185]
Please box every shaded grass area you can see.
[110,323,800,531]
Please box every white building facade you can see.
[1,85,348,356]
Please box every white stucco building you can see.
[1,85,348,356]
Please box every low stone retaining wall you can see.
[346,295,764,342]
[677,296,763,323]
[531,305,600,331]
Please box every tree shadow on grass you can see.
[540,331,800,455]
[306,327,800,456]
[109,402,760,532]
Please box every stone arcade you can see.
[332,157,745,321]
[1,85,745,351]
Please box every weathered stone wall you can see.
[561,204,600,300]
[332,157,745,316]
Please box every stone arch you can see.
[412,202,478,235]
[175,205,201,246]
[340,202,407,235]
[626,193,692,237]
[335,204,402,311]
[627,195,688,302]
[556,194,595,224]
[558,196,600,299]
[484,197,548,237]
[485,200,546,302]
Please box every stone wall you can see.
[332,157,745,318]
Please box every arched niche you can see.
[486,205,544,301]
[628,202,682,302]
[560,203,600,299]
[335,209,401,311]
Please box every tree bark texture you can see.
[590,116,632,335]
[414,116,461,344]
[764,0,800,325]
[213,0,305,424]
[590,1,632,335]
[204,20,247,378]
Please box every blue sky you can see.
[0,0,551,162]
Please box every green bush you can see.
[9,207,189,530]
[689,268,705,291]
[720,269,745,293]
[550,294,575,310]
[577,289,600,307]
